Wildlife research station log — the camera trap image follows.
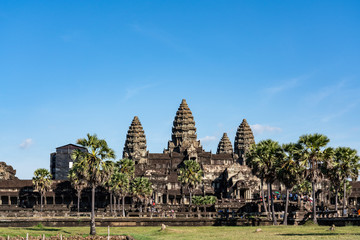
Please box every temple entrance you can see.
[240,189,246,201]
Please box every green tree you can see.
[293,180,312,196]
[277,143,304,225]
[178,160,203,207]
[246,139,283,225]
[116,158,135,177]
[102,160,116,215]
[111,172,130,217]
[192,195,203,214]
[131,177,153,213]
[247,144,269,219]
[68,163,88,214]
[113,158,135,216]
[32,168,52,212]
[71,133,115,235]
[298,133,332,224]
[192,195,216,214]
[334,147,360,216]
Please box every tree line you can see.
[246,133,360,225]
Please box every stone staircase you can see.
[295,210,312,225]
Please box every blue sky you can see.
[1,1,359,179]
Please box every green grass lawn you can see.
[0,225,359,240]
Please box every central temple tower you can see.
[166,99,201,154]
[234,119,255,165]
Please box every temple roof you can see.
[217,133,233,154]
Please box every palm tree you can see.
[333,147,360,216]
[111,172,130,217]
[131,177,153,213]
[32,168,52,212]
[247,144,270,219]
[322,156,341,216]
[248,139,283,225]
[71,133,115,235]
[68,163,88,214]
[113,158,135,216]
[277,143,304,225]
[102,160,116,215]
[116,158,135,177]
[178,160,203,207]
[298,133,332,224]
[292,180,312,211]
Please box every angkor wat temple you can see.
[0,99,359,217]
[122,99,259,205]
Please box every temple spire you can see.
[217,133,233,154]
[234,119,255,165]
[167,99,200,152]
[123,116,147,164]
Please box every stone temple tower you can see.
[123,116,148,164]
[216,133,233,154]
[234,119,255,165]
[167,99,201,153]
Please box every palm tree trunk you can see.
[110,192,113,214]
[269,183,277,225]
[342,181,346,217]
[77,190,81,214]
[190,191,192,209]
[261,179,269,219]
[117,197,119,213]
[122,196,125,217]
[312,181,317,224]
[335,188,338,217]
[283,188,289,225]
[119,197,122,214]
[90,185,96,235]
[113,195,116,214]
[267,183,272,220]
[40,193,43,212]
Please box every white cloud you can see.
[123,83,156,101]
[19,138,33,149]
[251,124,282,135]
[321,102,358,122]
[265,77,302,95]
[199,136,217,143]
[129,23,187,52]
[309,80,346,104]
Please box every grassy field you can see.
[0,225,359,240]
